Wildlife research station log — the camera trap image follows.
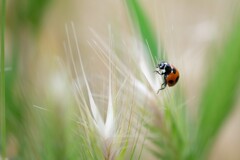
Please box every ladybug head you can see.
[158,61,167,69]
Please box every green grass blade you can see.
[1,0,6,158]
[26,0,51,31]
[126,0,164,62]
[194,16,240,159]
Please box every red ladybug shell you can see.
[165,65,179,87]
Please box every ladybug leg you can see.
[157,82,167,94]
[154,70,161,75]
[160,82,167,90]
[154,70,163,75]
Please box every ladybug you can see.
[155,61,180,93]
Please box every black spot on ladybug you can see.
[168,80,174,84]
[175,76,179,83]
[173,68,176,74]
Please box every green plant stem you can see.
[191,15,240,160]
[1,0,6,158]
[126,0,163,63]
